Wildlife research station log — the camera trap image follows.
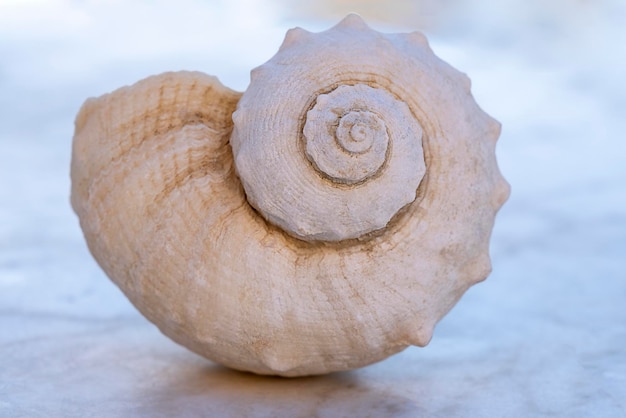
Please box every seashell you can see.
[70,14,510,377]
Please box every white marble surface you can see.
[1,1,625,416]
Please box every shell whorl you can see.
[231,17,429,242]
[304,85,397,185]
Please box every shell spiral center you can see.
[304,85,391,184]
[337,111,383,154]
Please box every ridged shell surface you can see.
[70,15,510,377]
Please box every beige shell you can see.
[71,14,510,377]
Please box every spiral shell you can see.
[70,15,510,377]
[231,17,434,242]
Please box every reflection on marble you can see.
[1,1,626,416]
[3,291,626,417]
